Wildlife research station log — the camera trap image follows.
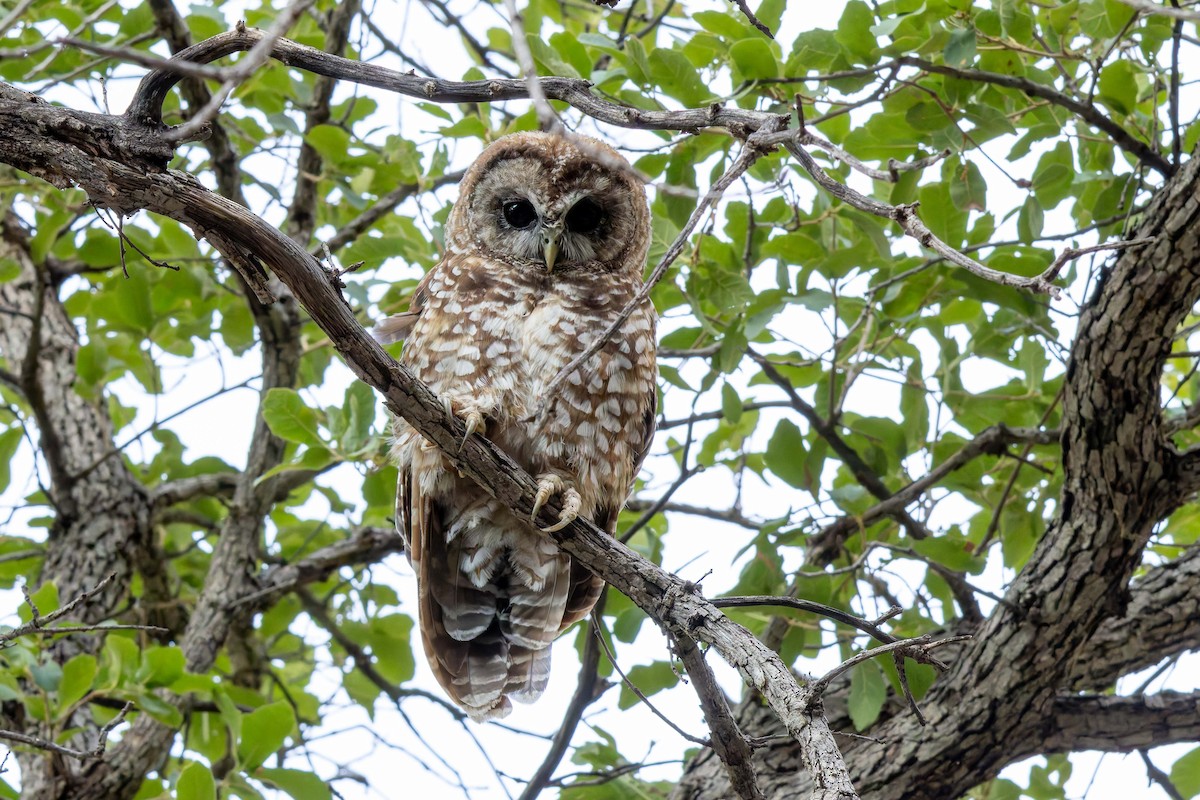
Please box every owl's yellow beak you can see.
[541,224,563,272]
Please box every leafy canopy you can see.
[1,0,1198,798]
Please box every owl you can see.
[375,132,657,720]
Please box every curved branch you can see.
[0,62,862,800]
[123,28,772,136]
[895,56,1173,178]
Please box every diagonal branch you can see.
[895,56,1173,178]
[672,633,764,800]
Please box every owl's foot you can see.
[441,395,487,452]
[531,474,582,533]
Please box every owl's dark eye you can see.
[502,199,537,229]
[566,198,604,234]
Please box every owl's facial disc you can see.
[497,193,607,272]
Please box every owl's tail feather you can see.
[507,645,552,703]
[415,496,509,720]
[418,500,584,720]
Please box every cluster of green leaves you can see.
[2,0,1198,797]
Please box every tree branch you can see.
[895,56,1173,178]
[1045,692,1200,754]
[673,633,764,800]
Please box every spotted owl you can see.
[375,132,657,720]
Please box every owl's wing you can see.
[402,466,516,719]
[371,278,431,344]
[630,376,658,484]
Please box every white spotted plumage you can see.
[379,132,657,720]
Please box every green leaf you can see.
[177,761,216,800]
[618,661,680,710]
[848,661,886,730]
[1097,59,1137,115]
[912,535,985,574]
[135,692,183,727]
[367,614,415,684]
[729,38,776,80]
[261,388,323,446]
[0,427,22,493]
[943,27,976,67]
[1171,745,1200,798]
[341,380,376,453]
[765,419,809,489]
[648,48,712,106]
[1017,197,1044,244]
[137,646,185,688]
[237,701,295,770]
[949,161,987,212]
[836,0,878,61]
[721,383,742,424]
[56,654,96,715]
[305,124,353,164]
[695,10,751,39]
[31,661,62,692]
[257,768,332,800]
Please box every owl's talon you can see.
[531,475,581,533]
[458,410,484,452]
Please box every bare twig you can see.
[1036,237,1156,285]
[1139,749,1186,800]
[2,573,119,645]
[164,4,316,143]
[895,55,1173,177]
[808,635,971,700]
[1116,0,1200,20]
[730,0,774,38]
[590,617,709,746]
[0,702,132,761]
[764,132,1068,296]
[0,0,37,39]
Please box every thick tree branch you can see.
[245,526,405,611]
[1070,544,1200,690]
[1044,692,1200,754]
[149,472,239,511]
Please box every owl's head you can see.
[447,132,650,276]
